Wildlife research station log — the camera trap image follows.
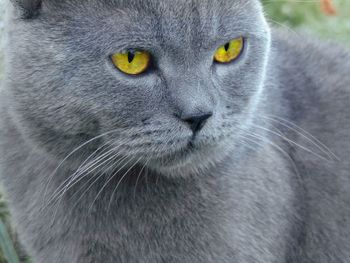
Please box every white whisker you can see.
[250,123,332,162]
[87,156,136,213]
[262,114,339,161]
[107,156,144,213]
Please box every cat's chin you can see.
[146,138,234,177]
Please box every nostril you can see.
[181,112,213,134]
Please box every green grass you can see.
[0,1,350,262]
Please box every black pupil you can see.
[128,52,135,63]
[224,43,230,51]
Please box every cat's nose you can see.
[180,112,213,134]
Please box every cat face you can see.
[6,0,270,175]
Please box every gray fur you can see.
[1,0,350,262]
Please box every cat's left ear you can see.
[10,0,42,18]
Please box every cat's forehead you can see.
[83,0,260,34]
[46,0,262,30]
[120,0,246,10]
[108,0,247,9]
[113,0,255,17]
[51,0,257,18]
[39,0,265,54]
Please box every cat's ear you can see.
[10,0,42,18]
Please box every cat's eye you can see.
[111,50,151,75]
[214,37,244,63]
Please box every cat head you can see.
[5,0,270,176]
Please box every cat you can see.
[1,0,350,262]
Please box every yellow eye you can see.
[214,37,244,63]
[111,50,151,75]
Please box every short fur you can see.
[1,0,350,262]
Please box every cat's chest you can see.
[67,177,237,262]
[66,152,297,263]
[12,142,299,263]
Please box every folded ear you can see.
[11,0,42,18]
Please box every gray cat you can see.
[1,0,350,262]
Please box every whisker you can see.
[42,129,123,202]
[69,138,130,180]
[44,141,116,206]
[249,123,333,162]
[262,114,339,161]
[47,136,159,207]
[106,156,144,213]
[133,158,151,200]
[266,17,301,37]
[47,148,124,206]
[49,154,130,220]
[74,139,115,176]
[42,125,162,204]
[71,155,130,211]
[238,129,301,180]
[87,156,136,213]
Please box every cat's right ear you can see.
[10,0,42,19]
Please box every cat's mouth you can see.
[158,144,196,164]
[147,136,219,172]
[148,154,193,174]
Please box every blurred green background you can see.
[0,0,349,262]
[263,0,350,46]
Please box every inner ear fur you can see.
[11,0,42,18]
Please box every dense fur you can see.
[1,0,350,262]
